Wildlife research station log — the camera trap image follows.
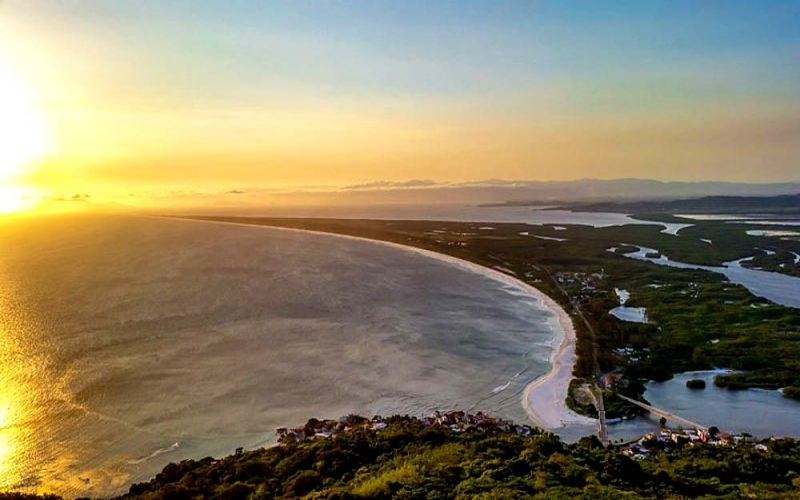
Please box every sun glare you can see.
[0,186,36,214]
[0,64,49,184]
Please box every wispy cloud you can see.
[342,179,439,191]
[42,193,92,202]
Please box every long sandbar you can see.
[163,216,596,430]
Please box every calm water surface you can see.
[644,371,800,438]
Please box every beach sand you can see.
[521,296,596,428]
[163,216,597,430]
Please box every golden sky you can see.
[0,1,799,211]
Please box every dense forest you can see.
[7,415,800,499]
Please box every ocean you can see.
[0,215,559,497]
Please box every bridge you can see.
[616,394,708,432]
[539,265,704,443]
[584,385,609,446]
[597,388,608,446]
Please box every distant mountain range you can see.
[556,193,800,215]
[62,178,800,213]
[268,178,800,207]
[445,179,800,205]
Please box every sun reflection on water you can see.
[0,403,16,481]
[0,338,27,490]
[0,261,45,491]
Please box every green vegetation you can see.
[686,379,706,389]
[183,216,800,406]
[566,379,648,420]
[626,213,800,277]
[11,415,800,499]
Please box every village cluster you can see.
[612,346,650,364]
[622,427,769,460]
[276,411,774,464]
[275,411,536,444]
[555,270,606,302]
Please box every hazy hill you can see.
[198,179,800,212]
[63,179,800,213]
[319,179,800,206]
[558,193,800,215]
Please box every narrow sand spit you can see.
[521,297,596,428]
[161,217,596,430]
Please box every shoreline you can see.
[161,216,596,430]
[521,295,596,428]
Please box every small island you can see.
[686,379,707,389]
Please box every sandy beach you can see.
[165,216,597,430]
[521,295,596,428]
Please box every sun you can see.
[0,64,49,184]
[0,64,50,214]
[0,186,36,214]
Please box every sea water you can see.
[0,215,558,497]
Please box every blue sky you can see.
[1,0,798,196]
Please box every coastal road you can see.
[540,264,608,444]
[539,264,600,374]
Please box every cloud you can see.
[43,193,92,202]
[341,179,439,190]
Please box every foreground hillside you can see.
[8,415,800,500]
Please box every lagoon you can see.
[622,246,800,309]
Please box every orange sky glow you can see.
[0,2,798,213]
